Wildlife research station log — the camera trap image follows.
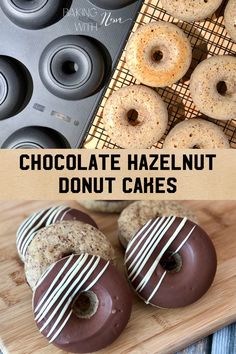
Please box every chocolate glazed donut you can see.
[16,205,97,262]
[125,216,217,308]
[33,254,132,353]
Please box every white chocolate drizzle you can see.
[125,216,196,304]
[33,254,110,343]
[16,205,71,260]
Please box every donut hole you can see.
[160,251,182,273]
[151,50,163,63]
[62,61,79,75]
[72,291,99,319]
[188,134,201,149]
[216,81,228,96]
[127,109,140,126]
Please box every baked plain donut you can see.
[118,201,197,248]
[103,85,168,148]
[225,0,236,42]
[16,205,97,262]
[25,221,115,289]
[33,254,132,353]
[161,0,223,22]
[126,22,192,87]
[17,206,97,262]
[190,55,236,120]
[78,200,133,213]
[163,119,230,148]
[125,216,217,308]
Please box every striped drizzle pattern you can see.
[16,205,70,259]
[125,216,196,304]
[33,254,110,343]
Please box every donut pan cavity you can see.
[0,0,144,148]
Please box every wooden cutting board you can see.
[0,201,236,354]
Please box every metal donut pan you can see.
[0,0,144,149]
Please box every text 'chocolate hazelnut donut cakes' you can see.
[33,254,132,353]
[25,220,115,289]
[160,0,223,22]
[126,22,192,87]
[103,84,168,148]
[163,119,230,149]
[190,55,236,120]
[125,216,217,308]
[16,205,97,262]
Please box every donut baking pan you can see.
[85,0,236,149]
[0,0,144,148]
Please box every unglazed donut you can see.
[125,216,217,308]
[118,201,197,248]
[225,0,236,42]
[190,55,236,120]
[33,254,132,353]
[161,0,223,22]
[103,85,168,148]
[163,119,230,149]
[126,22,192,87]
[16,205,97,262]
[25,221,115,289]
[78,200,133,213]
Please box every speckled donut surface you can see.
[161,0,223,22]
[103,85,168,148]
[25,220,115,289]
[125,216,217,308]
[33,254,132,353]
[16,205,97,262]
[78,200,133,213]
[225,0,236,42]
[118,201,197,248]
[163,119,230,149]
[190,55,236,120]
[126,22,192,87]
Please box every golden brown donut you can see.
[25,221,115,289]
[161,0,223,22]
[224,0,236,42]
[163,119,230,149]
[190,55,236,120]
[126,22,192,87]
[103,84,168,148]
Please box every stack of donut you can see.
[17,201,217,353]
[17,204,132,353]
[102,1,235,149]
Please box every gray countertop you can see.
[177,323,236,354]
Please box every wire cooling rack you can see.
[84,0,236,149]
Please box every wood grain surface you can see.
[0,201,236,354]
